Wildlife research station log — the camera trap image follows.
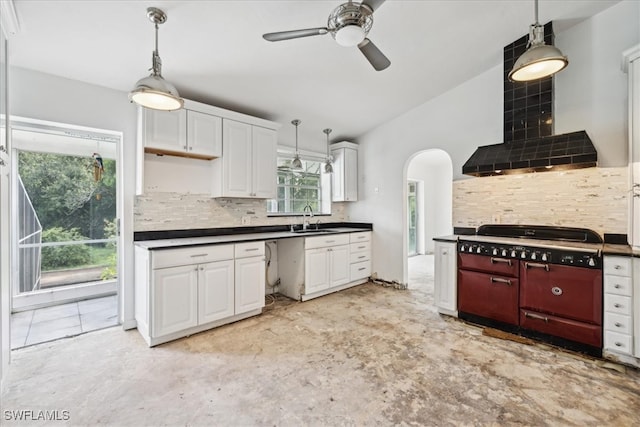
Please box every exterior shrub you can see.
[41,227,91,270]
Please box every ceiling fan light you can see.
[334,24,365,47]
[509,44,568,82]
[129,75,184,111]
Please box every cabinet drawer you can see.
[350,250,371,264]
[604,275,632,296]
[603,256,632,277]
[305,233,350,249]
[350,231,371,243]
[604,294,633,316]
[604,312,633,335]
[350,260,371,281]
[235,241,265,258]
[153,244,234,269]
[350,241,371,255]
[604,330,633,355]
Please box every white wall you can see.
[10,66,138,329]
[407,150,453,254]
[350,1,640,284]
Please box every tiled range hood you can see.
[463,23,597,177]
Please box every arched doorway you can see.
[403,149,453,293]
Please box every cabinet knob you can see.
[614,284,621,289]
[615,342,623,347]
[615,322,622,327]
[614,303,622,308]
[614,265,622,270]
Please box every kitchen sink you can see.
[291,228,336,234]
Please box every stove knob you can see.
[492,248,498,256]
[541,253,548,262]
[511,250,517,258]
[588,258,596,267]
[476,246,482,254]
[531,252,537,260]
[502,249,507,257]
[521,251,526,258]
[460,245,466,252]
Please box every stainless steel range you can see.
[457,225,603,357]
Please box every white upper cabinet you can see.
[212,119,277,199]
[331,141,358,202]
[142,108,222,159]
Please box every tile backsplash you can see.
[134,194,348,231]
[453,166,628,236]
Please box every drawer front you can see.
[604,330,633,355]
[306,233,350,249]
[604,312,633,335]
[604,294,633,316]
[603,275,632,297]
[350,260,371,281]
[350,250,371,264]
[520,309,602,348]
[153,244,234,269]
[350,231,371,243]
[458,253,519,277]
[350,240,371,254]
[458,270,519,326]
[603,256,632,277]
[234,241,265,258]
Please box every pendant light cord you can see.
[534,0,539,25]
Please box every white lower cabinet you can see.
[434,240,458,317]
[278,231,371,301]
[135,242,265,346]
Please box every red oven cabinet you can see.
[519,262,602,325]
[458,269,520,326]
[458,253,519,277]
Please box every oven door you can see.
[520,262,602,325]
[458,269,519,326]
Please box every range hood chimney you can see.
[463,22,597,177]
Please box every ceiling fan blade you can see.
[361,0,386,12]
[358,38,390,71]
[263,27,329,42]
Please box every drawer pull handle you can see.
[614,265,622,270]
[326,240,336,243]
[490,257,512,266]
[524,312,549,323]
[614,284,621,289]
[244,248,260,252]
[358,267,366,271]
[358,246,366,249]
[614,303,622,308]
[490,277,511,285]
[526,262,550,272]
[615,342,623,347]
[358,256,366,259]
[615,322,623,327]
[190,254,208,258]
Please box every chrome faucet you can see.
[302,204,314,230]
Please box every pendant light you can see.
[291,119,303,170]
[323,128,333,174]
[508,0,568,82]
[129,7,184,111]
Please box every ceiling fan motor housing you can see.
[328,2,373,47]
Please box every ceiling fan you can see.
[262,0,390,71]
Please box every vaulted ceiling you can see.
[8,0,619,148]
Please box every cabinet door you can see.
[143,109,187,153]
[331,148,345,202]
[235,256,265,314]
[343,147,358,201]
[222,119,252,197]
[305,248,330,294]
[434,242,457,316]
[252,126,277,199]
[187,110,222,158]
[198,260,234,324]
[152,265,198,337]
[329,245,350,287]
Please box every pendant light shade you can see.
[291,119,303,170]
[508,0,568,82]
[323,128,333,174]
[129,7,184,111]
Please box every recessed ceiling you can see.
[8,0,619,149]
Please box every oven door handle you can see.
[525,262,550,272]
[524,312,549,323]
[490,257,512,266]
[490,277,512,286]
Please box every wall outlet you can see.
[241,216,251,225]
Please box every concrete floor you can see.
[2,257,640,426]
